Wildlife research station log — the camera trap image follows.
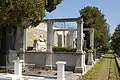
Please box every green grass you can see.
[81,54,120,80]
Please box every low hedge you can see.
[53,47,77,52]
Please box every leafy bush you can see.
[53,47,77,52]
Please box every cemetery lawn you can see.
[81,54,120,80]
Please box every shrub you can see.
[53,47,77,52]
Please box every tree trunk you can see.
[0,26,24,67]
[0,27,7,66]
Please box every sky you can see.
[45,0,120,34]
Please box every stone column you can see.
[83,51,86,72]
[87,49,94,65]
[13,57,24,80]
[53,31,55,46]
[62,31,65,47]
[90,29,94,49]
[23,29,27,51]
[22,29,27,67]
[70,30,74,46]
[58,34,62,47]
[67,30,74,48]
[45,21,53,70]
[75,54,84,73]
[74,31,77,48]
[76,19,83,53]
[66,33,69,48]
[56,61,66,80]
[83,40,87,49]
[75,19,85,74]
[45,53,53,70]
[46,21,53,52]
[87,29,94,65]
[13,58,23,75]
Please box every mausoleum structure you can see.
[20,17,95,74]
[43,18,86,73]
[53,28,94,65]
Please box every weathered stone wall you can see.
[24,52,82,71]
[24,52,46,68]
[53,52,77,71]
[53,52,76,66]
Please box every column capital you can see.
[56,61,66,65]
[69,29,74,33]
[89,28,94,33]
[88,49,93,53]
[47,20,54,25]
[89,30,93,33]
[76,19,84,24]
[80,18,84,24]
[83,51,86,54]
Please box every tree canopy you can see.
[80,6,110,50]
[0,0,63,28]
[45,0,63,12]
[111,24,120,54]
[0,0,63,66]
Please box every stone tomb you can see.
[22,18,94,74]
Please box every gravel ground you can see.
[0,59,100,80]
[23,69,81,80]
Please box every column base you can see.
[75,67,84,74]
[84,65,86,72]
[76,50,83,53]
[45,65,52,70]
[46,49,53,53]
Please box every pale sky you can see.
[45,0,120,34]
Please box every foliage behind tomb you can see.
[111,24,120,55]
[80,6,110,51]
